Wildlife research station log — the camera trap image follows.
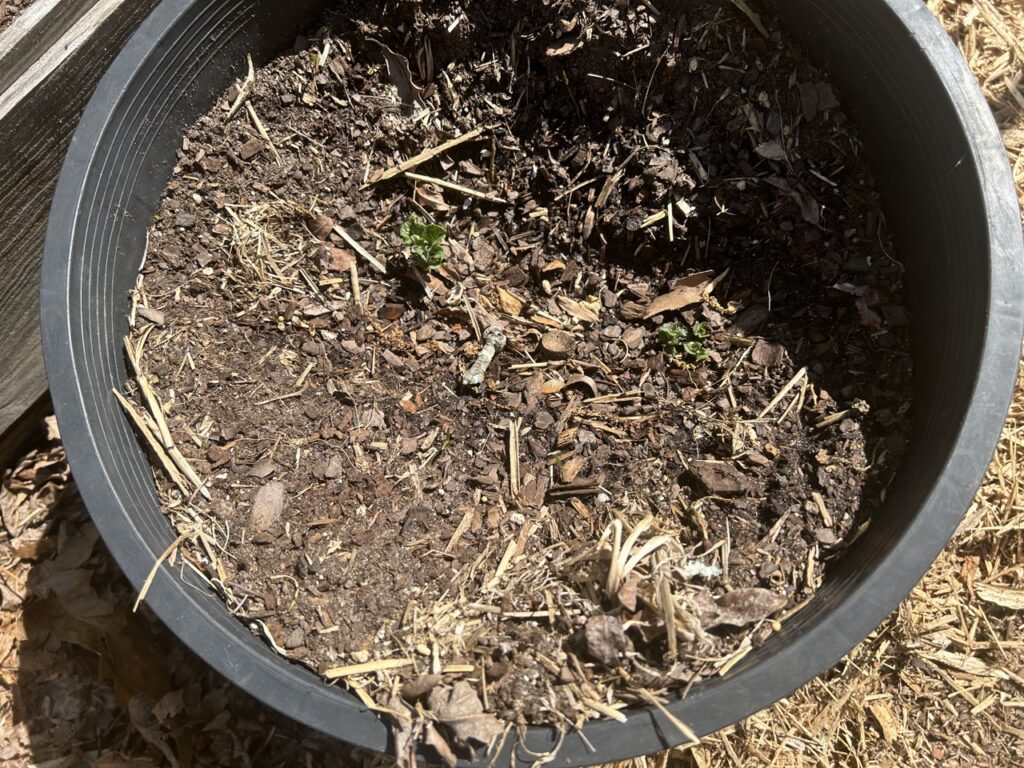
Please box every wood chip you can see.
[644,271,714,318]
[250,480,285,533]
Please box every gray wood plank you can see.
[0,0,159,436]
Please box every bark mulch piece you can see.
[118,0,912,761]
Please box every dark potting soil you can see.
[123,0,912,752]
[0,0,39,34]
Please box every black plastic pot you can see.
[40,1,1023,765]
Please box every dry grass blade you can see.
[133,532,188,611]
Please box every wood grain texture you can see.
[0,0,92,94]
[0,0,159,437]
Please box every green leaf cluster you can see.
[657,321,711,362]
[400,216,446,271]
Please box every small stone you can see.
[174,212,197,228]
[814,527,839,545]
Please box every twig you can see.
[226,54,256,120]
[756,367,807,419]
[333,225,387,274]
[246,102,283,166]
[508,417,522,496]
[323,658,415,679]
[636,689,700,745]
[368,127,487,184]
[112,389,188,495]
[349,261,363,308]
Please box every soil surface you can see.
[123,0,912,758]
[0,0,38,35]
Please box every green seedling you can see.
[400,216,446,271]
[658,321,711,362]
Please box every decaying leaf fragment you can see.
[583,613,627,666]
[694,587,788,630]
[427,680,504,755]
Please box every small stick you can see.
[246,102,283,166]
[368,127,487,184]
[349,261,362,307]
[508,417,521,497]
[636,689,700,744]
[333,225,387,274]
[226,54,256,120]
[255,389,304,406]
[461,325,507,386]
[405,171,508,204]
[323,658,415,679]
[295,361,315,388]
[166,444,212,501]
[756,367,808,419]
[582,698,628,723]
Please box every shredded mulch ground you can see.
[119,0,913,759]
[4,7,1021,768]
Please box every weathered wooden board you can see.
[0,0,159,439]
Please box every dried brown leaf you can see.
[370,39,423,108]
[583,613,627,666]
[427,680,503,751]
[643,272,714,319]
[424,722,459,768]
[694,588,787,630]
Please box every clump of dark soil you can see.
[120,0,911,760]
